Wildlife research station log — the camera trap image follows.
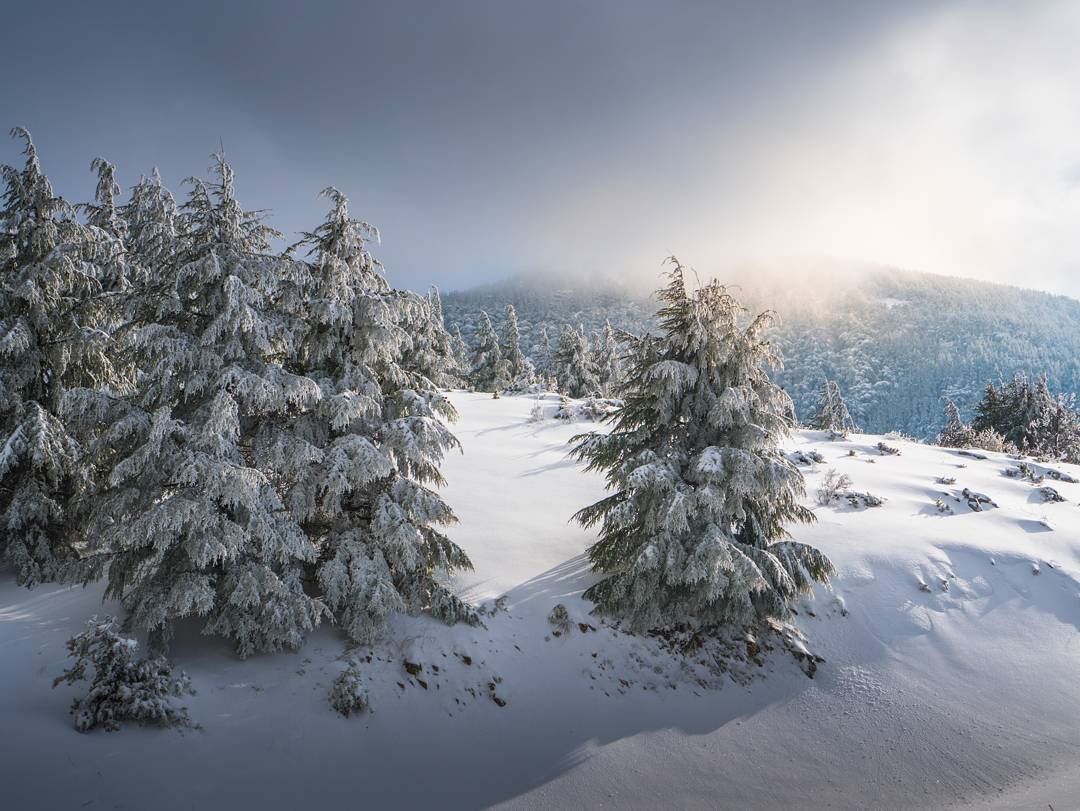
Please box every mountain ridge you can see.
[442,265,1080,438]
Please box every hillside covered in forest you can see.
[442,265,1080,438]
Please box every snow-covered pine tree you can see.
[936,399,969,448]
[808,379,856,437]
[591,320,623,397]
[428,286,463,386]
[554,325,599,398]
[451,325,471,385]
[79,154,327,656]
[399,286,459,390]
[533,325,554,381]
[936,398,1017,453]
[0,128,124,586]
[121,169,178,278]
[501,304,533,388]
[1027,377,1080,462]
[284,187,476,643]
[971,372,1080,460]
[470,310,505,392]
[570,259,831,633]
[80,157,133,298]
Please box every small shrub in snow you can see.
[792,449,825,466]
[529,397,545,423]
[876,442,901,456]
[1047,467,1078,483]
[328,659,369,717]
[52,617,193,733]
[816,469,852,506]
[548,604,572,635]
[554,397,621,422]
[845,491,885,509]
[934,498,953,514]
[961,488,997,512]
[1007,461,1079,485]
[1006,463,1044,484]
[937,476,957,485]
[1039,486,1066,503]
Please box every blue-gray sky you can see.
[5,1,1080,295]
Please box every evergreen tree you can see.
[533,325,554,380]
[82,158,126,239]
[1026,377,1080,462]
[973,373,1031,447]
[0,128,123,585]
[286,188,476,643]
[570,260,831,633]
[53,616,194,732]
[808,379,856,437]
[451,325,470,383]
[937,399,969,447]
[122,169,178,276]
[591,320,623,396]
[554,325,599,398]
[400,286,459,390]
[470,310,504,392]
[972,372,1080,460]
[501,304,532,386]
[79,154,327,656]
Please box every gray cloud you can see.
[9,1,1074,296]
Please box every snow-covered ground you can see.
[2,391,1079,810]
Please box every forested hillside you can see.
[442,267,1080,438]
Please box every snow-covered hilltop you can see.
[442,266,1080,440]
[3,390,1078,810]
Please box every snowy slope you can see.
[2,392,1079,810]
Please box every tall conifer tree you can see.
[571,259,831,632]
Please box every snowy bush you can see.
[571,259,832,634]
[554,397,621,422]
[52,617,193,733]
[792,449,825,466]
[548,604,572,635]
[328,659,369,717]
[816,469,853,505]
[961,488,997,511]
[845,491,885,508]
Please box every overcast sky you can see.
[4,1,1079,295]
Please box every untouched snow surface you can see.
[2,392,1080,810]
